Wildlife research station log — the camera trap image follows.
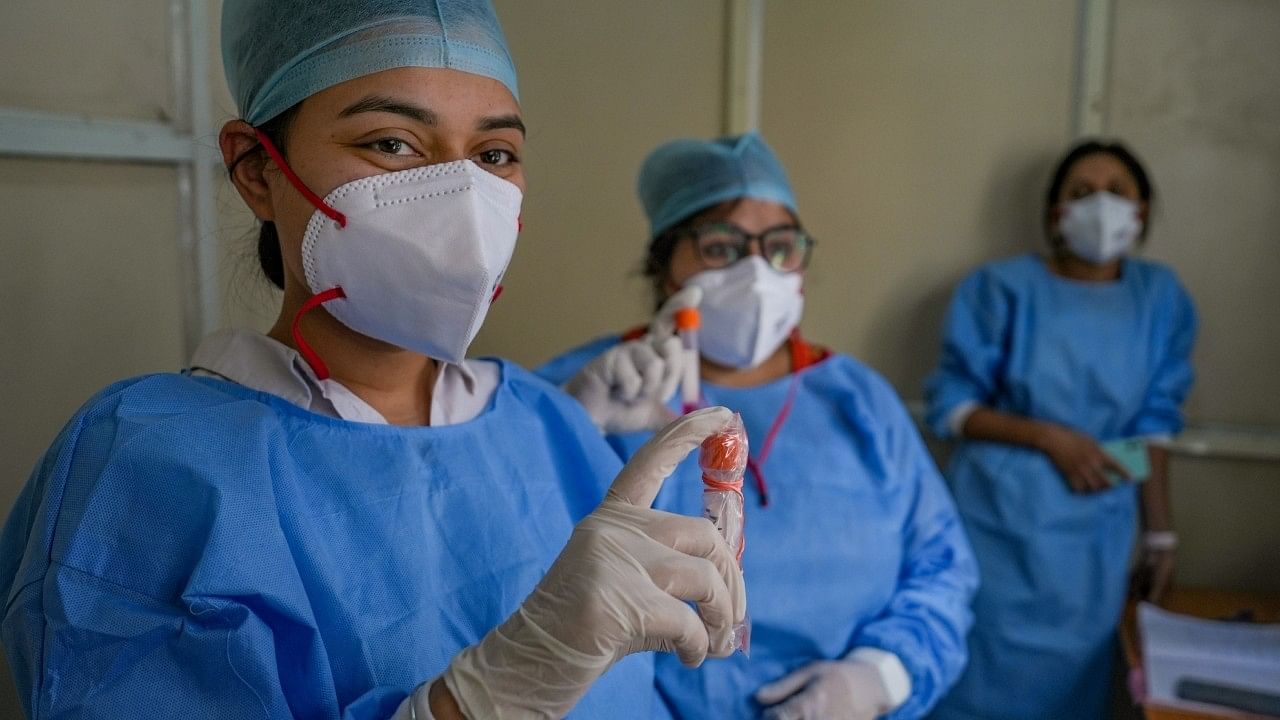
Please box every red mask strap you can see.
[254,128,348,228]
[292,288,347,380]
[492,217,520,303]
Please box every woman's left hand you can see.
[755,660,890,720]
[1132,548,1176,602]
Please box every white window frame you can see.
[0,0,218,356]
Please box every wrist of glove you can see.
[442,407,746,719]
[756,659,896,720]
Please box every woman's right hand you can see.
[563,287,703,434]
[1035,423,1128,493]
[427,407,745,719]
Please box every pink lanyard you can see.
[743,332,827,507]
[745,373,802,507]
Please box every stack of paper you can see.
[1140,602,1280,717]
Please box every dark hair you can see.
[227,105,301,290]
[637,204,732,297]
[1044,139,1154,245]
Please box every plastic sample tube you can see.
[698,412,751,655]
[674,307,701,414]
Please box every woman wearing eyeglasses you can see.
[539,133,979,720]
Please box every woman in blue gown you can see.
[924,141,1197,720]
[0,3,746,718]
[539,133,979,720]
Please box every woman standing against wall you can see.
[925,141,1197,720]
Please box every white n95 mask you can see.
[686,256,804,369]
[298,159,522,365]
[1059,191,1142,265]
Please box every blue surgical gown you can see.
[0,361,656,719]
[539,345,979,719]
[924,254,1196,720]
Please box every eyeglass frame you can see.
[673,220,817,273]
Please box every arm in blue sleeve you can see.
[5,566,415,720]
[852,398,980,720]
[924,269,1012,438]
[1130,278,1197,437]
[1,419,413,720]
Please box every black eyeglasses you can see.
[680,221,816,273]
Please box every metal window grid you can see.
[0,0,217,356]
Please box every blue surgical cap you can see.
[222,0,519,126]
[638,132,798,238]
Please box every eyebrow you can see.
[339,96,438,126]
[479,113,526,137]
[339,97,525,137]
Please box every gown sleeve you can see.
[850,392,980,720]
[0,405,414,720]
[924,268,1013,439]
[1129,275,1197,438]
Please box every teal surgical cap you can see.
[638,132,798,238]
[222,0,518,126]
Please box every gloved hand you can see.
[427,407,747,719]
[563,286,703,434]
[756,660,893,720]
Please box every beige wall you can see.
[759,0,1078,395]
[0,160,187,513]
[1109,0,1280,428]
[1107,0,1280,593]
[0,2,173,121]
[471,0,728,361]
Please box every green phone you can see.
[1101,437,1151,484]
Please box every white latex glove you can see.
[756,660,893,720]
[563,286,703,434]
[426,407,746,719]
